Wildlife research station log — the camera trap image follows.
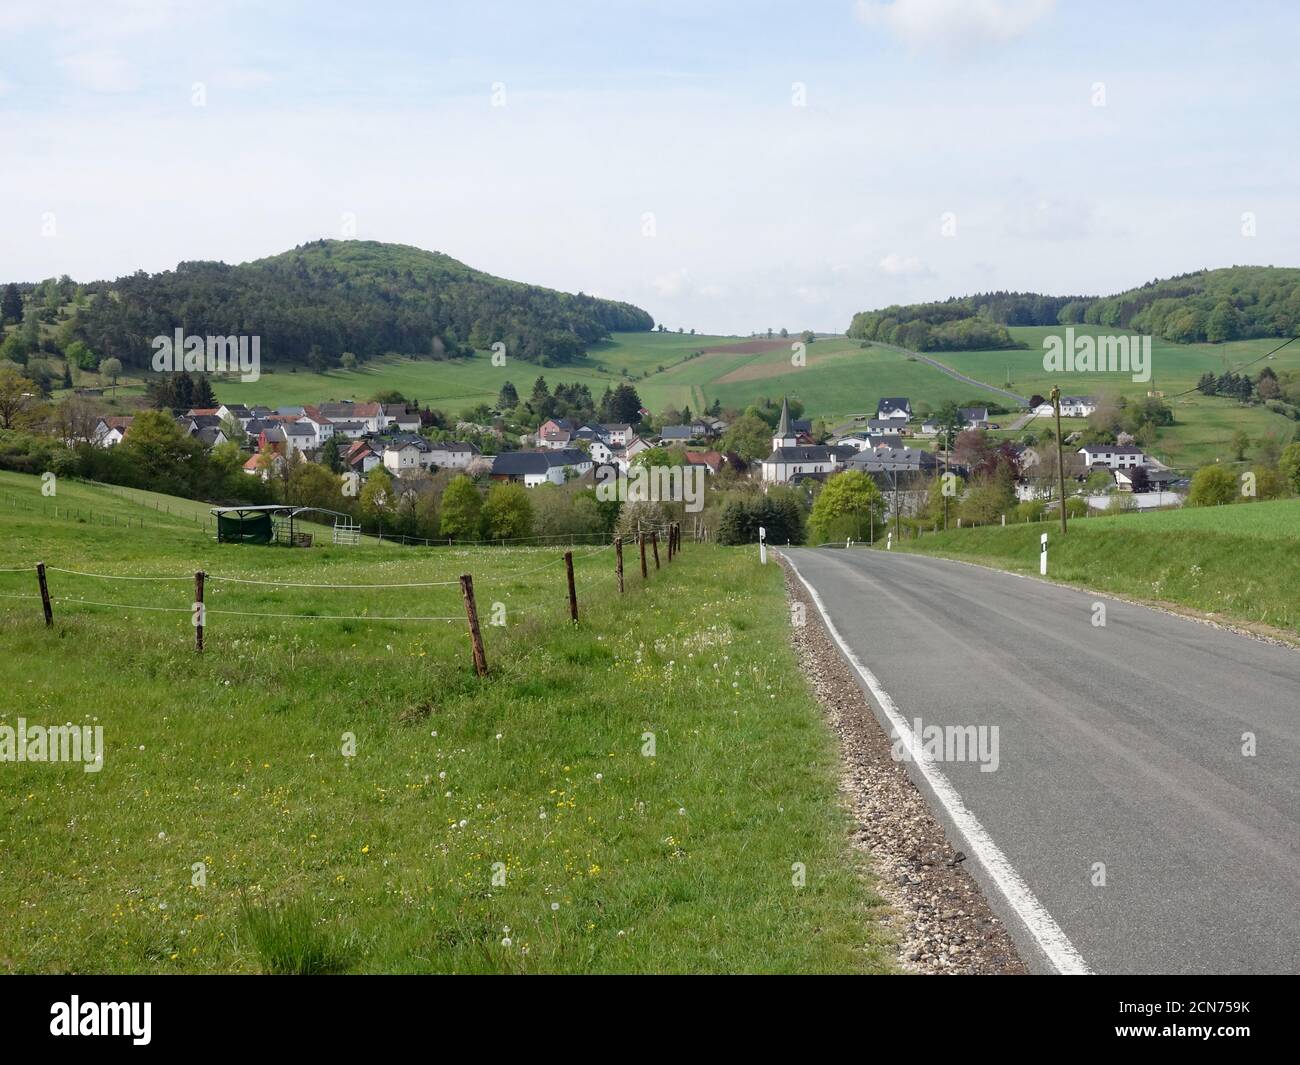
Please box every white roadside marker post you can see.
[759,525,767,565]
[1040,532,1048,575]
[886,530,892,551]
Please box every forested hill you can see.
[64,240,655,369]
[848,266,1300,351]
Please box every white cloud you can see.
[652,268,690,297]
[1003,196,1097,242]
[878,252,929,276]
[58,49,137,92]
[856,0,1055,52]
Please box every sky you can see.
[2,0,1298,334]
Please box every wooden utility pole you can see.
[615,536,624,593]
[35,562,52,627]
[564,551,578,623]
[459,574,488,676]
[893,470,901,543]
[194,570,205,652]
[1051,385,1068,535]
[943,433,950,532]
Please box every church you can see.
[760,398,856,484]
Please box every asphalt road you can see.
[872,341,1030,406]
[783,547,1300,975]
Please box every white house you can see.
[1078,444,1145,469]
[298,410,335,447]
[876,397,912,423]
[280,421,318,456]
[427,441,481,470]
[383,437,433,475]
[328,419,367,440]
[92,416,133,448]
[382,404,421,432]
[1035,395,1098,418]
[762,397,855,484]
[491,448,592,486]
[960,407,989,429]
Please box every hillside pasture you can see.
[0,474,890,974]
[894,497,1300,636]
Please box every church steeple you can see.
[774,396,797,449]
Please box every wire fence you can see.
[0,533,676,674]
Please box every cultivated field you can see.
[98,332,1015,423]
[0,473,891,974]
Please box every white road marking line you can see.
[783,550,1093,976]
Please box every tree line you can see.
[30,239,654,373]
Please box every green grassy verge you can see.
[893,498,1300,635]
[0,474,891,974]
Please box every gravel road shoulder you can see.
[781,557,1026,974]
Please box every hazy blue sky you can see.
[3,0,1297,333]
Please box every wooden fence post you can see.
[639,534,648,579]
[615,536,624,593]
[194,570,205,652]
[667,523,674,561]
[35,562,53,627]
[459,574,489,676]
[651,531,660,570]
[564,551,578,623]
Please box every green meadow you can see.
[894,497,1300,636]
[0,473,891,974]
[42,322,1298,468]
[195,333,1013,423]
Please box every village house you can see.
[383,435,433,475]
[876,397,912,424]
[328,419,368,440]
[343,439,382,474]
[298,407,336,447]
[92,415,134,448]
[960,407,990,429]
[846,447,942,475]
[685,450,724,475]
[280,421,318,456]
[216,403,252,427]
[538,418,576,449]
[426,440,481,470]
[600,423,632,446]
[658,425,696,444]
[1114,467,1179,492]
[1078,444,1146,470]
[614,435,652,471]
[1036,396,1099,418]
[242,451,286,480]
[866,418,908,436]
[491,448,592,486]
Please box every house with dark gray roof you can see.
[492,447,592,486]
[876,397,912,422]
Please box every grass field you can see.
[38,321,1299,468]
[918,326,1300,467]
[0,473,892,974]
[160,333,1013,425]
[893,497,1300,636]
